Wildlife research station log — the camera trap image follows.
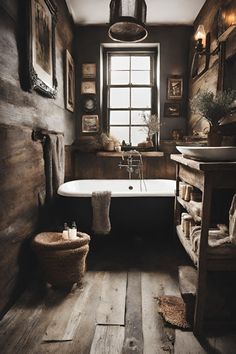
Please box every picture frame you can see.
[27,0,57,98]
[82,115,99,133]
[167,76,183,100]
[65,49,75,112]
[82,63,96,79]
[82,95,97,113]
[164,103,181,117]
[81,81,96,94]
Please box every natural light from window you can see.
[107,53,155,146]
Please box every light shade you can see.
[108,0,148,42]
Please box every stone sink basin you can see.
[176,146,236,162]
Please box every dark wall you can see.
[0,0,75,144]
[75,25,192,141]
[0,0,75,317]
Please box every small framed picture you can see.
[167,76,183,100]
[164,103,181,117]
[82,95,97,113]
[81,81,96,94]
[82,63,96,79]
[82,115,99,133]
[65,49,75,112]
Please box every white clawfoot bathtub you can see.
[57,179,176,238]
[58,179,176,197]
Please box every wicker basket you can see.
[32,232,90,287]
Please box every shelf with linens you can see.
[171,154,236,336]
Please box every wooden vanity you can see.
[171,154,236,335]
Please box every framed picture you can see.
[82,95,97,113]
[82,63,96,79]
[81,81,96,94]
[27,0,57,98]
[164,103,181,117]
[167,76,183,100]
[82,115,99,133]
[65,49,75,112]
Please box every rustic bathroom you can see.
[1,0,236,352]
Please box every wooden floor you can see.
[0,237,236,354]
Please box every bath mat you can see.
[157,295,191,329]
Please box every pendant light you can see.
[108,0,148,42]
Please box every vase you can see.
[207,126,222,147]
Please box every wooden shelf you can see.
[176,225,198,266]
[171,154,236,172]
[177,196,202,223]
[172,154,236,335]
[96,151,164,158]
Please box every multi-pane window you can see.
[105,51,157,146]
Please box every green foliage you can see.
[191,89,236,126]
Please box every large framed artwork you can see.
[65,49,75,112]
[28,0,57,98]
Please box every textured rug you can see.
[157,295,191,329]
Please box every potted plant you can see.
[190,89,236,146]
[142,113,160,149]
[99,132,120,151]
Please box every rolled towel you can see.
[91,191,112,235]
[190,226,230,254]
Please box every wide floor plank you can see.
[175,330,207,354]
[96,271,127,325]
[40,271,104,354]
[122,271,143,354]
[43,276,93,342]
[141,271,178,354]
[90,325,125,354]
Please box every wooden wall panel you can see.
[0,124,45,316]
[0,0,75,317]
[188,0,236,134]
[74,153,176,180]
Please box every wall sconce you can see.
[191,7,236,78]
[108,0,148,42]
[191,24,211,79]
[218,8,236,42]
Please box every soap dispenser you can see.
[69,221,77,239]
[62,222,69,240]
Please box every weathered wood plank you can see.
[174,330,207,354]
[0,286,46,354]
[96,272,127,325]
[43,280,92,342]
[38,271,104,354]
[122,271,143,354]
[90,325,125,354]
[141,271,178,354]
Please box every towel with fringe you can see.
[44,133,65,200]
[91,191,111,234]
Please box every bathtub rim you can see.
[57,179,176,198]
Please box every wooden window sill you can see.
[96,151,164,158]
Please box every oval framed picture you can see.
[82,95,97,113]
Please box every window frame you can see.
[102,47,158,147]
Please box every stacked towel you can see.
[91,191,111,235]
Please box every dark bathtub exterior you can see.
[58,196,174,241]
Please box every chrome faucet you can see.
[118,150,147,191]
